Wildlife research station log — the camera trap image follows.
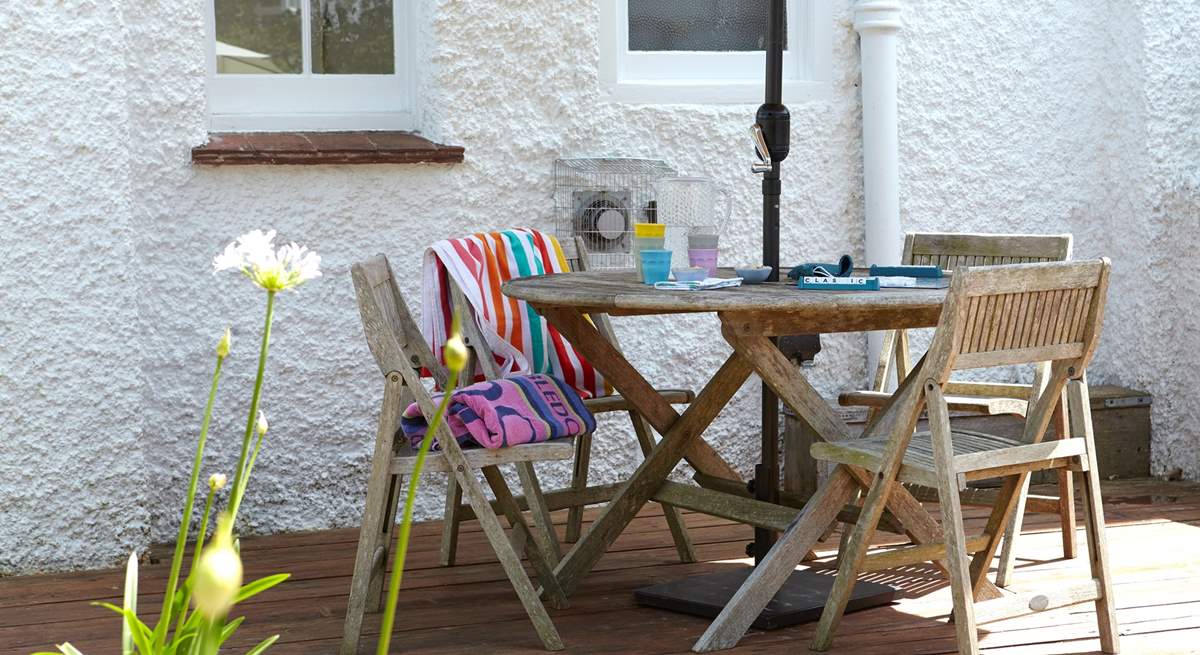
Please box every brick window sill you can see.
[191,131,465,166]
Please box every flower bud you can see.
[256,412,268,438]
[208,473,227,492]
[216,328,232,358]
[444,335,469,374]
[191,514,242,619]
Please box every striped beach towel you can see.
[421,228,606,398]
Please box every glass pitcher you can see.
[653,176,733,230]
[654,177,732,267]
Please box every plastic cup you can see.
[633,222,666,238]
[687,234,720,249]
[633,235,666,277]
[640,249,673,284]
[688,248,719,277]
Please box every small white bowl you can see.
[735,266,772,284]
[672,266,708,283]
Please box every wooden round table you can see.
[503,269,976,652]
[504,269,946,335]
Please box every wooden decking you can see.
[4,478,1200,654]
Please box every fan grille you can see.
[554,158,677,269]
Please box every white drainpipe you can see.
[854,0,903,382]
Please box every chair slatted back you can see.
[350,255,449,387]
[904,232,1073,271]
[874,232,1073,391]
[921,258,1110,448]
[929,259,1111,376]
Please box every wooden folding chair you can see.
[438,236,711,567]
[810,258,1118,654]
[342,255,569,654]
[837,232,1076,585]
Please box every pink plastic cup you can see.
[688,248,719,277]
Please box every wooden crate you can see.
[782,384,1151,494]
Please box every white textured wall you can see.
[1,0,1197,574]
[0,1,150,573]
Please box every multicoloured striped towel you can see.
[422,228,606,398]
[399,375,596,450]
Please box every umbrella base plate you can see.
[634,566,896,630]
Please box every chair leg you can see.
[693,465,858,652]
[480,465,570,610]
[368,474,404,611]
[834,490,862,568]
[630,412,695,563]
[468,464,565,650]
[1054,394,1078,560]
[564,433,592,543]
[1057,468,1078,558]
[928,383,980,655]
[812,468,895,650]
[995,479,1030,588]
[516,461,563,566]
[342,376,406,655]
[1068,379,1120,653]
[439,474,464,567]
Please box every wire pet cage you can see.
[553,157,677,270]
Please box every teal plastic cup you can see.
[639,249,673,284]
[633,235,666,277]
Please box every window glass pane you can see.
[627,0,785,52]
[214,0,303,74]
[311,0,395,74]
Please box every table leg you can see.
[542,307,742,482]
[551,351,754,597]
[693,465,858,652]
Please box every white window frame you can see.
[599,0,831,105]
[204,0,416,131]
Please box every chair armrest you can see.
[584,389,694,413]
[839,390,1027,417]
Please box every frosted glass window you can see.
[310,0,395,74]
[214,0,303,74]
[627,1,786,52]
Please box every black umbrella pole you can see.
[752,0,790,564]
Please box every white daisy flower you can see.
[213,229,322,292]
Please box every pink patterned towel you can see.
[399,374,596,450]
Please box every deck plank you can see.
[2,479,1199,654]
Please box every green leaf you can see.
[220,616,245,643]
[244,634,280,655]
[92,603,154,654]
[122,552,138,655]
[234,573,290,603]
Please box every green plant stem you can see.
[241,429,267,493]
[174,487,218,638]
[156,354,225,647]
[228,290,276,523]
[375,369,461,655]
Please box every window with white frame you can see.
[599,0,830,104]
[205,0,414,131]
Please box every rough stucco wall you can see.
[0,2,149,572]
[2,0,1198,573]
[1135,0,1200,479]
